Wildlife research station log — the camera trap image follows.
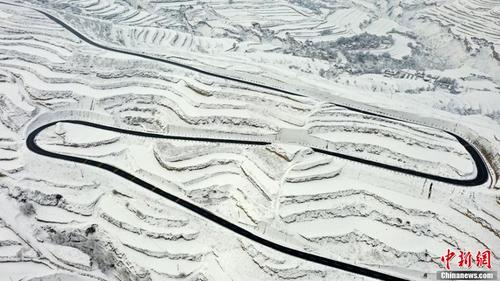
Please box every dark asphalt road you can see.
[5,1,490,279]
[27,120,410,281]
[32,5,488,187]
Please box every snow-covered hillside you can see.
[0,1,499,281]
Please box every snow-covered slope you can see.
[0,1,499,281]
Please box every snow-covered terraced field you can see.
[12,121,366,280]
[1,0,499,280]
[1,167,364,281]
[308,104,475,180]
[0,2,477,180]
[278,174,500,274]
[35,122,296,224]
[28,0,500,130]
[29,120,500,279]
[419,0,500,51]
[37,0,358,44]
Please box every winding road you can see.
[26,117,487,281]
[28,120,411,281]
[3,1,492,280]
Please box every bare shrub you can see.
[20,201,36,216]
